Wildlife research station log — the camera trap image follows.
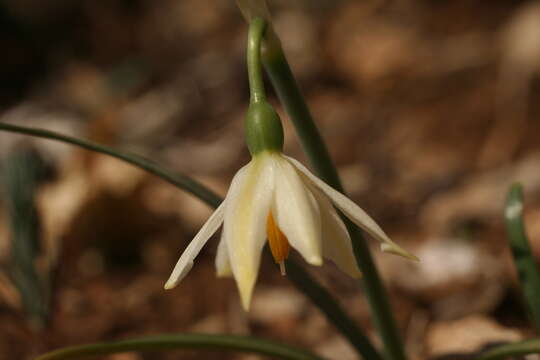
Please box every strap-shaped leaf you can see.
[0,122,222,208]
[477,338,540,360]
[259,19,407,360]
[505,183,540,330]
[35,333,323,360]
[3,149,51,328]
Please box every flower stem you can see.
[0,121,376,359]
[247,17,268,103]
[261,32,407,360]
[34,333,324,360]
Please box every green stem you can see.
[504,183,540,331]
[261,34,407,360]
[248,17,267,103]
[34,333,323,360]
[0,122,222,208]
[0,122,376,359]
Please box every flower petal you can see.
[286,156,418,261]
[273,155,322,266]
[223,155,275,310]
[311,185,361,278]
[164,201,226,290]
[215,232,232,277]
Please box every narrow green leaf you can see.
[0,122,222,208]
[477,338,540,360]
[504,183,540,331]
[261,47,342,191]
[2,148,51,328]
[34,333,324,360]
[0,122,375,358]
[260,27,406,360]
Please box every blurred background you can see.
[1,0,540,359]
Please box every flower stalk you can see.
[247,17,268,103]
[245,17,284,156]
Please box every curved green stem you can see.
[0,122,221,208]
[505,183,540,331]
[0,121,376,359]
[34,333,324,360]
[248,17,267,103]
[260,29,407,360]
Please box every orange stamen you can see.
[266,212,290,275]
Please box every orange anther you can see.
[266,212,290,274]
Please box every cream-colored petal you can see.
[215,232,232,277]
[310,184,361,277]
[164,201,226,290]
[286,156,418,261]
[272,155,322,266]
[223,155,275,310]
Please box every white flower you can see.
[164,151,416,310]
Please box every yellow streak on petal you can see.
[266,212,290,267]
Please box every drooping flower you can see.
[164,104,416,310]
[165,16,416,310]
